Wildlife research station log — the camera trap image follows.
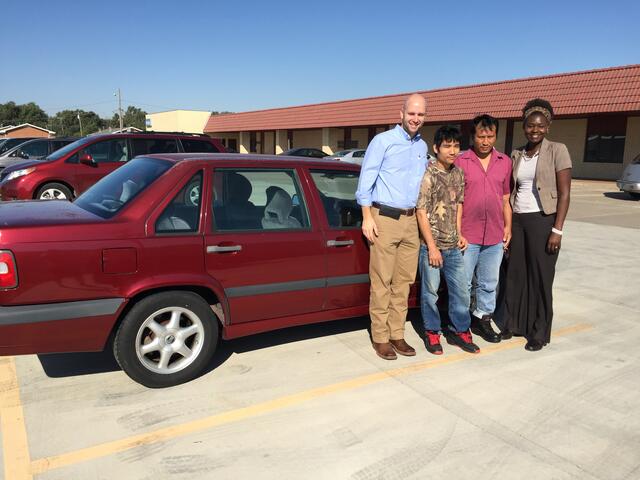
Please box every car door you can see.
[73,138,129,194]
[204,164,325,324]
[307,168,371,310]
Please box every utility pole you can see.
[77,111,83,137]
[114,88,123,131]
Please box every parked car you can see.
[0,153,420,387]
[0,132,224,201]
[279,147,328,158]
[325,149,366,165]
[0,137,77,170]
[0,137,37,155]
[616,153,640,199]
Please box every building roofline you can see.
[218,64,640,116]
[0,123,56,134]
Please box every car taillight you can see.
[0,250,18,289]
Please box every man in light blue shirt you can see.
[356,94,428,360]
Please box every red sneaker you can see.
[424,330,443,355]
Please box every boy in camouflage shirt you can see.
[416,126,480,355]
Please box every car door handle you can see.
[326,240,354,247]
[207,245,242,253]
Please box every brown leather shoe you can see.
[372,342,397,360]
[389,339,416,356]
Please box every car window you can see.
[212,169,309,231]
[84,139,128,163]
[181,139,220,153]
[74,157,172,219]
[353,150,366,158]
[50,136,93,161]
[333,150,350,156]
[310,170,362,228]
[310,149,326,158]
[155,171,203,234]
[132,138,179,157]
[19,141,48,158]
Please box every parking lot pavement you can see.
[2,180,639,480]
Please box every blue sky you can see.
[1,0,639,118]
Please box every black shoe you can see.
[525,340,544,351]
[471,315,501,343]
[500,328,513,340]
[424,330,443,355]
[446,330,480,354]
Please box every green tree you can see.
[19,102,48,127]
[50,110,107,137]
[111,106,147,130]
[0,101,48,128]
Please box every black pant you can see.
[500,212,558,343]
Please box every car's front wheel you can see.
[36,182,73,200]
[114,291,219,388]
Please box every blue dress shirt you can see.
[356,125,428,209]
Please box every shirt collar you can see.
[464,147,505,162]
[394,124,421,143]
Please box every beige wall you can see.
[351,128,368,149]
[239,132,249,154]
[275,130,288,154]
[495,120,507,153]
[263,131,275,154]
[146,110,211,134]
[420,125,439,154]
[512,118,634,180]
[292,129,324,151]
[623,116,640,167]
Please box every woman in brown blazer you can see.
[499,98,572,351]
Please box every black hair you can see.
[433,125,462,148]
[522,98,554,120]
[471,114,499,136]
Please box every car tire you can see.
[114,291,219,388]
[185,180,200,206]
[628,192,640,200]
[36,182,73,200]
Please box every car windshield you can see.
[74,157,172,219]
[333,150,352,156]
[45,136,93,161]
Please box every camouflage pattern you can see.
[416,163,465,249]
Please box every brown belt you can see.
[372,202,415,217]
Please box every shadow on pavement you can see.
[603,191,639,201]
[37,314,377,379]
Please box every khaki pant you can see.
[369,208,420,343]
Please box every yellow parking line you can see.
[0,357,32,480]
[28,322,592,476]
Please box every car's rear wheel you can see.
[36,182,73,200]
[628,192,640,200]
[114,291,219,388]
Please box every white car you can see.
[616,154,640,199]
[325,149,366,165]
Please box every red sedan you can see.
[0,153,410,387]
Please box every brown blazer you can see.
[510,138,572,215]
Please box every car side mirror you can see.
[79,152,96,166]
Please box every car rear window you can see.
[181,138,220,153]
[74,157,172,219]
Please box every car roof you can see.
[84,132,214,140]
[143,152,360,168]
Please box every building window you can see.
[584,116,627,163]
